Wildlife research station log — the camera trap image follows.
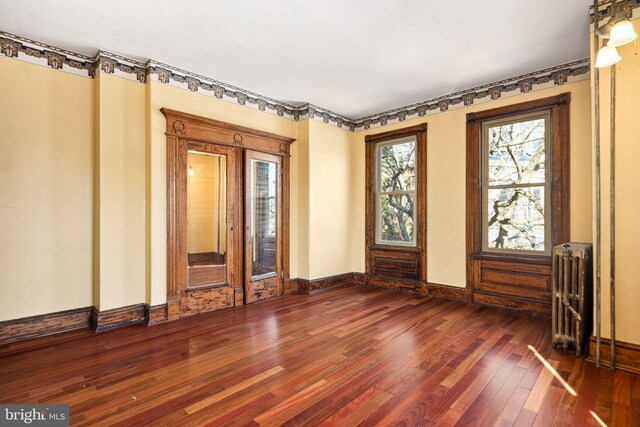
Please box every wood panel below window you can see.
[370,247,421,281]
[470,255,552,315]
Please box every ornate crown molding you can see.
[351,58,590,131]
[1,30,590,132]
[590,0,640,24]
[147,59,303,120]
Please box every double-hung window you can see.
[481,112,551,254]
[365,124,427,286]
[375,137,417,246]
[466,93,570,313]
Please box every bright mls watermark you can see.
[0,405,69,426]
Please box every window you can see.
[365,124,427,288]
[375,137,417,246]
[481,112,551,254]
[466,93,570,313]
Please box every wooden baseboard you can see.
[5,274,551,344]
[284,278,304,295]
[90,304,146,332]
[0,307,92,345]
[587,336,640,374]
[426,282,466,301]
[145,304,168,325]
[1,302,169,344]
[288,272,359,295]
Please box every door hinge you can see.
[280,270,284,279]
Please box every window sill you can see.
[369,244,422,253]
[472,251,551,265]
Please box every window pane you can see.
[380,193,414,243]
[487,186,545,251]
[487,118,545,185]
[380,140,416,192]
[252,160,277,277]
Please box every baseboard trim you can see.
[90,304,146,332]
[4,273,551,344]
[290,272,360,295]
[0,307,92,345]
[0,302,170,345]
[145,304,169,325]
[426,282,466,301]
[587,336,640,374]
[284,278,304,295]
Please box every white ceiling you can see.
[0,0,592,118]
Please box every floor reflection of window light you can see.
[527,345,577,396]
[590,410,607,426]
[527,345,608,426]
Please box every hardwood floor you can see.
[0,286,638,426]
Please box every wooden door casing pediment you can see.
[162,108,294,156]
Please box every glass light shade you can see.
[595,45,622,68]
[608,19,638,47]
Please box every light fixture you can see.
[596,16,614,38]
[189,165,194,177]
[608,18,638,47]
[594,0,636,67]
[595,44,622,68]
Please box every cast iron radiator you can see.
[551,243,593,356]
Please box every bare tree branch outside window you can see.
[484,115,548,252]
[377,139,416,244]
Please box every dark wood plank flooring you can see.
[1,286,638,426]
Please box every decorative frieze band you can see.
[0,31,95,78]
[147,59,303,120]
[1,30,590,131]
[352,58,590,131]
[590,0,640,23]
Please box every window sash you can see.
[375,136,417,246]
[480,111,552,255]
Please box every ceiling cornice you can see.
[590,0,640,22]
[0,30,590,132]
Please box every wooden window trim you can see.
[365,123,428,292]
[466,93,570,311]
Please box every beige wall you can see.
[0,57,94,321]
[307,120,360,278]
[591,18,640,345]
[352,80,593,287]
[0,50,608,343]
[0,56,595,321]
[94,73,147,310]
[291,120,310,279]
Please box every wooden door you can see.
[244,150,283,303]
[179,141,240,316]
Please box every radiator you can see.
[551,243,593,356]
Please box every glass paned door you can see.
[178,141,238,315]
[187,151,227,287]
[245,150,282,303]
